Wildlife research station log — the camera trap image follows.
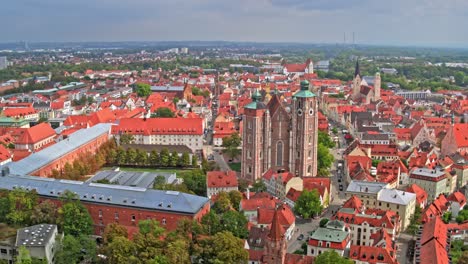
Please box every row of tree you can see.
[317,131,335,176]
[108,147,197,168]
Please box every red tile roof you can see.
[448,191,466,207]
[3,107,36,118]
[111,117,204,135]
[285,188,301,203]
[419,217,449,264]
[258,203,295,229]
[342,196,364,212]
[241,193,279,212]
[349,245,397,264]
[206,170,238,188]
[15,123,56,145]
[0,144,11,163]
[451,124,468,148]
[405,184,428,207]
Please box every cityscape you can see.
[1,1,468,264]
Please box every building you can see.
[307,220,351,257]
[14,123,56,152]
[0,224,59,264]
[16,225,59,264]
[441,123,468,156]
[242,80,318,182]
[0,57,7,70]
[206,170,238,198]
[352,61,381,104]
[283,59,314,75]
[256,203,296,240]
[409,168,449,202]
[262,169,302,200]
[405,184,428,209]
[5,123,111,177]
[0,174,210,237]
[345,181,416,230]
[111,118,204,153]
[88,169,178,188]
[417,217,449,264]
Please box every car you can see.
[339,185,343,191]
[338,178,341,183]
[297,234,304,241]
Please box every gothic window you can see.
[248,166,252,173]
[248,122,252,129]
[307,165,312,173]
[248,151,251,159]
[309,135,312,143]
[310,101,313,108]
[260,151,263,159]
[276,141,283,166]
[248,135,252,143]
[298,101,301,109]
[308,150,312,158]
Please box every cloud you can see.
[0,0,467,46]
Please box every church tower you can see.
[290,80,318,177]
[374,72,381,101]
[264,207,287,264]
[352,60,361,98]
[241,90,267,182]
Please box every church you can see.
[352,60,381,104]
[241,80,319,182]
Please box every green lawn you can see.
[229,162,241,172]
[100,166,191,174]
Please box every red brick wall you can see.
[32,133,109,177]
[39,197,210,238]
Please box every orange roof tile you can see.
[206,171,238,188]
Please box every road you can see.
[287,121,348,253]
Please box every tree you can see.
[152,107,175,118]
[136,83,151,97]
[169,151,179,167]
[319,218,329,227]
[153,175,167,189]
[228,190,243,211]
[194,231,248,264]
[149,150,160,166]
[213,192,232,214]
[105,236,138,264]
[116,147,126,165]
[407,205,423,235]
[165,239,191,264]
[455,71,465,86]
[180,169,207,196]
[251,180,266,192]
[60,201,93,237]
[135,149,148,165]
[219,211,248,238]
[31,200,58,225]
[318,131,335,148]
[16,246,32,264]
[238,178,249,192]
[6,188,37,226]
[56,235,96,264]
[317,144,334,176]
[332,127,338,135]
[119,133,135,145]
[103,223,128,244]
[222,132,241,160]
[159,148,170,167]
[314,250,353,264]
[294,189,323,219]
[134,220,166,262]
[442,211,452,224]
[0,196,10,223]
[191,154,198,167]
[180,152,191,167]
[125,148,137,164]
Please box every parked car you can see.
[297,234,305,241]
[339,185,343,191]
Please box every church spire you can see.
[354,59,361,77]
[268,207,285,241]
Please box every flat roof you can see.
[378,188,416,205]
[16,224,57,247]
[89,170,177,188]
[346,181,388,194]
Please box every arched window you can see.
[307,165,312,174]
[248,135,252,143]
[276,141,283,166]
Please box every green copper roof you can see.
[310,226,348,243]
[245,89,266,110]
[294,80,316,98]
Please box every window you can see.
[114,212,119,219]
[162,218,167,225]
[0,249,6,254]
[308,150,312,158]
[248,151,251,159]
[276,141,283,166]
[309,135,312,143]
[248,166,252,173]
[248,122,252,129]
[307,165,312,174]
[248,135,252,143]
[98,209,103,218]
[131,214,136,222]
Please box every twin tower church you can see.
[241,80,319,182]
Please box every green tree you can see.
[116,147,126,165]
[407,205,423,235]
[213,192,232,214]
[135,149,148,165]
[105,236,138,264]
[16,246,32,264]
[169,151,179,167]
[222,132,241,160]
[103,223,128,244]
[6,188,37,226]
[455,71,465,86]
[194,231,248,264]
[294,189,323,219]
[314,250,353,264]
[31,200,58,225]
[153,175,167,189]
[219,211,249,238]
[165,239,191,264]
[0,196,10,223]
[191,154,198,167]
[60,201,93,237]
[149,150,160,166]
[251,180,266,192]
[134,220,166,262]
[180,152,191,167]
[442,212,452,224]
[152,107,175,118]
[180,169,207,196]
[125,148,137,164]
[332,127,338,135]
[317,144,334,176]
[160,148,170,167]
[318,131,335,148]
[228,190,243,211]
[319,218,329,227]
[136,83,151,97]
[119,133,135,145]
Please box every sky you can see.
[2,0,468,47]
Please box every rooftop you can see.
[346,181,388,194]
[410,168,445,178]
[0,174,209,214]
[378,189,416,205]
[16,224,57,247]
[88,169,177,188]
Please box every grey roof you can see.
[16,224,57,247]
[363,76,375,86]
[310,226,348,243]
[5,123,113,175]
[89,170,177,188]
[410,168,445,178]
[151,86,184,92]
[346,181,388,194]
[0,174,209,214]
[378,188,416,205]
[361,133,390,141]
